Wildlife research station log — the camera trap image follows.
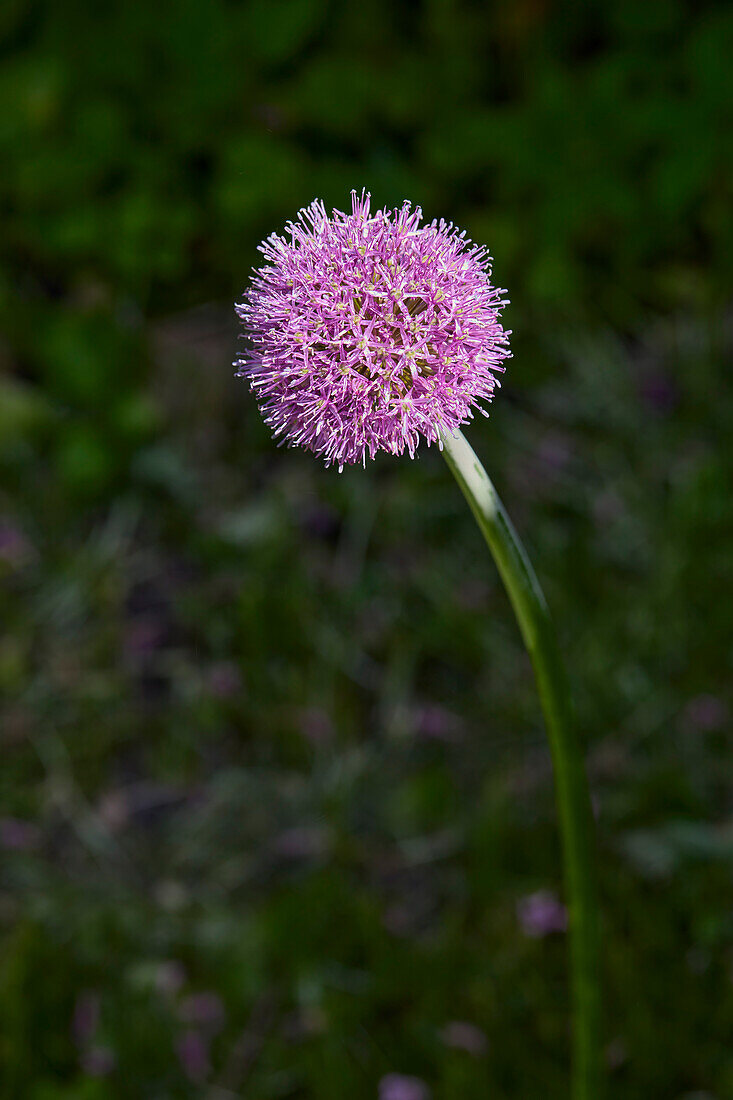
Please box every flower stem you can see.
[440,426,601,1100]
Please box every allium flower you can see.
[235,191,509,468]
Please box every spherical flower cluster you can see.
[235,191,510,468]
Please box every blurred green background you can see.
[1,1,732,1097]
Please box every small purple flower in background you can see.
[281,1005,327,1041]
[297,705,334,745]
[179,992,226,1034]
[73,991,115,1077]
[592,488,625,528]
[96,789,129,832]
[206,660,243,699]
[412,703,464,743]
[176,1029,210,1082]
[379,1072,431,1100]
[271,825,329,860]
[535,433,573,475]
[123,615,166,660]
[155,960,187,998]
[0,817,40,851]
[81,1046,115,1077]
[638,367,679,415]
[682,694,729,732]
[510,431,574,500]
[72,991,101,1047]
[0,521,33,569]
[298,500,341,542]
[605,1036,628,1070]
[236,191,509,469]
[252,102,285,132]
[517,889,568,938]
[440,1020,488,1056]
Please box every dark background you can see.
[1,2,732,1097]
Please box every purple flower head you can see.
[235,191,510,469]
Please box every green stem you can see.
[440,427,601,1100]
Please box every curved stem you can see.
[440,427,601,1100]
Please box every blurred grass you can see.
[1,1,732,1097]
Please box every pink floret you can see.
[235,191,510,468]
